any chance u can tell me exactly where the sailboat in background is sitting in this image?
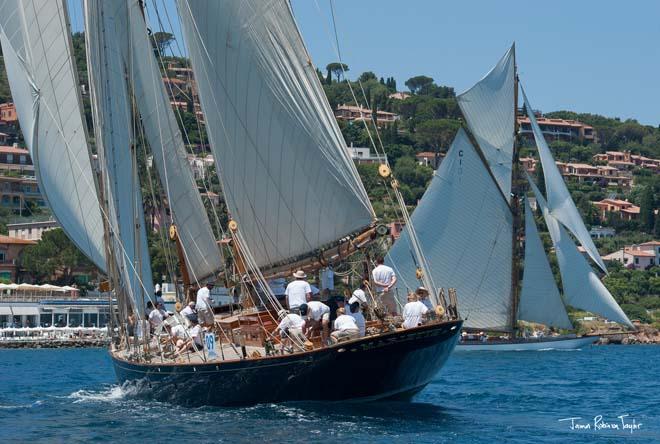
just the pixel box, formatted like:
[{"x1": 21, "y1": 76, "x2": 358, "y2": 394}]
[
  {"x1": 0, "y1": 0, "x2": 462, "y2": 405},
  {"x1": 388, "y1": 45, "x2": 633, "y2": 351}
]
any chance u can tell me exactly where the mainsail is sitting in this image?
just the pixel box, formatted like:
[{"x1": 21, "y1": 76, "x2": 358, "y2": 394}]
[
  {"x1": 530, "y1": 179, "x2": 632, "y2": 327},
  {"x1": 125, "y1": 1, "x2": 223, "y2": 281},
  {"x1": 518, "y1": 198, "x2": 573, "y2": 329},
  {"x1": 387, "y1": 129, "x2": 513, "y2": 330},
  {"x1": 521, "y1": 87, "x2": 607, "y2": 273},
  {"x1": 0, "y1": 0, "x2": 107, "y2": 271},
  {"x1": 85, "y1": 0, "x2": 153, "y2": 303},
  {"x1": 176, "y1": 0, "x2": 375, "y2": 269},
  {"x1": 457, "y1": 44, "x2": 516, "y2": 201}
]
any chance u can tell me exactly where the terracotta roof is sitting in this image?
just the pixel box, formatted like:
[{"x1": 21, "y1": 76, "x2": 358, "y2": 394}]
[
  {"x1": 640, "y1": 241, "x2": 660, "y2": 246},
  {"x1": 621, "y1": 207, "x2": 640, "y2": 214},
  {"x1": 0, "y1": 235, "x2": 36, "y2": 245},
  {"x1": 0, "y1": 146, "x2": 29, "y2": 154},
  {"x1": 624, "y1": 248, "x2": 656, "y2": 257}
]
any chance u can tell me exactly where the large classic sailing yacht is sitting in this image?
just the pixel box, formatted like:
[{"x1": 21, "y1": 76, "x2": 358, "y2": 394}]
[
  {"x1": 0, "y1": 0, "x2": 462, "y2": 405},
  {"x1": 387, "y1": 45, "x2": 632, "y2": 351}
]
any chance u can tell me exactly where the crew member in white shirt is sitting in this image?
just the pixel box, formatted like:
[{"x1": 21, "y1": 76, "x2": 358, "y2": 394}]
[
  {"x1": 402, "y1": 293, "x2": 429, "y2": 329},
  {"x1": 277, "y1": 308, "x2": 307, "y2": 353},
  {"x1": 285, "y1": 270, "x2": 312, "y2": 314},
  {"x1": 148, "y1": 302, "x2": 169, "y2": 333},
  {"x1": 347, "y1": 301, "x2": 366, "y2": 337},
  {"x1": 372, "y1": 257, "x2": 397, "y2": 315},
  {"x1": 349, "y1": 283, "x2": 368, "y2": 307},
  {"x1": 330, "y1": 307, "x2": 360, "y2": 343},
  {"x1": 305, "y1": 300, "x2": 331, "y2": 344},
  {"x1": 180, "y1": 301, "x2": 197, "y2": 327},
  {"x1": 196, "y1": 282, "x2": 215, "y2": 327}
]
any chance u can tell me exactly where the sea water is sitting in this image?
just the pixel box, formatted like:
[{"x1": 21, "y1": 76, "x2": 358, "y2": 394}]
[{"x1": 0, "y1": 346, "x2": 657, "y2": 443}]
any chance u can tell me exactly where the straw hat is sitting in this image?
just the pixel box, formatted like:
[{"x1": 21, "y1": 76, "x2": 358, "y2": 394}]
[
  {"x1": 174, "y1": 302, "x2": 182, "y2": 312},
  {"x1": 293, "y1": 270, "x2": 307, "y2": 279},
  {"x1": 415, "y1": 286, "x2": 429, "y2": 296}
]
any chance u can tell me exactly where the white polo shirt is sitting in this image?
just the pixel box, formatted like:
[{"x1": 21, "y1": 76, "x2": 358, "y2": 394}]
[
  {"x1": 372, "y1": 264, "x2": 395, "y2": 292},
  {"x1": 307, "y1": 301, "x2": 330, "y2": 321},
  {"x1": 196, "y1": 287, "x2": 213, "y2": 310},
  {"x1": 334, "y1": 314, "x2": 358, "y2": 331},
  {"x1": 278, "y1": 313, "x2": 306, "y2": 334},
  {"x1": 402, "y1": 301, "x2": 428, "y2": 329}
]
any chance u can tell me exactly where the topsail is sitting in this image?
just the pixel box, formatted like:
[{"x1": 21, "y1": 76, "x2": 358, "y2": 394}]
[
  {"x1": 176, "y1": 0, "x2": 375, "y2": 268},
  {"x1": 0, "y1": 0, "x2": 107, "y2": 271}
]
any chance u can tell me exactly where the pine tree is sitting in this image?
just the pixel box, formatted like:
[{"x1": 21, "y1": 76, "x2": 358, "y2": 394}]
[{"x1": 640, "y1": 185, "x2": 655, "y2": 232}]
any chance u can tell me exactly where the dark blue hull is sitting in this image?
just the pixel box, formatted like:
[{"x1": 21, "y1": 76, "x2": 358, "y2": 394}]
[{"x1": 111, "y1": 320, "x2": 462, "y2": 406}]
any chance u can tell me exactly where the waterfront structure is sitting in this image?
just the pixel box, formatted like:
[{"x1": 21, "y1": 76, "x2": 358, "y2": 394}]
[
  {"x1": 0, "y1": 235, "x2": 35, "y2": 281},
  {"x1": 0, "y1": 283, "x2": 111, "y2": 328},
  {"x1": 8, "y1": 220, "x2": 59, "y2": 240},
  {"x1": 347, "y1": 145, "x2": 387, "y2": 164},
  {"x1": 593, "y1": 198, "x2": 640, "y2": 221},
  {"x1": 518, "y1": 115, "x2": 597, "y2": 143}
]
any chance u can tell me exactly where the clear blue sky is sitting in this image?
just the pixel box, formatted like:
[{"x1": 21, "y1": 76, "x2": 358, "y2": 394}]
[{"x1": 69, "y1": 0, "x2": 660, "y2": 126}]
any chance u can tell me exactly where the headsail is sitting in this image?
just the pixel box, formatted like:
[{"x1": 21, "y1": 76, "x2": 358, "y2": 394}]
[
  {"x1": 457, "y1": 45, "x2": 516, "y2": 201},
  {"x1": 85, "y1": 0, "x2": 153, "y2": 304},
  {"x1": 518, "y1": 198, "x2": 573, "y2": 329},
  {"x1": 530, "y1": 178, "x2": 632, "y2": 327},
  {"x1": 176, "y1": 0, "x2": 375, "y2": 268},
  {"x1": 126, "y1": 1, "x2": 223, "y2": 281},
  {"x1": 387, "y1": 129, "x2": 513, "y2": 330},
  {"x1": 521, "y1": 87, "x2": 607, "y2": 272},
  {"x1": 0, "y1": 0, "x2": 107, "y2": 271}
]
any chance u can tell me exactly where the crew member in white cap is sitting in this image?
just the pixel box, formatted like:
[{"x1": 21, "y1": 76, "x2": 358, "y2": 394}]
[{"x1": 285, "y1": 270, "x2": 312, "y2": 314}]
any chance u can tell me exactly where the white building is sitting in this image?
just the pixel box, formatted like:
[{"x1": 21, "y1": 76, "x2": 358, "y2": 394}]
[
  {"x1": 602, "y1": 241, "x2": 659, "y2": 269},
  {"x1": 589, "y1": 226, "x2": 616, "y2": 239},
  {"x1": 347, "y1": 145, "x2": 387, "y2": 165},
  {"x1": 8, "y1": 220, "x2": 59, "y2": 241}
]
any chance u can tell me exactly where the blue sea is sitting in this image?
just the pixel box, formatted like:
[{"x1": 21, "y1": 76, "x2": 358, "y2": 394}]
[{"x1": 0, "y1": 346, "x2": 658, "y2": 443}]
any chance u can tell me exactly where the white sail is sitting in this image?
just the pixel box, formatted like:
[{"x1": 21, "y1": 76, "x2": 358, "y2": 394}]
[
  {"x1": 457, "y1": 45, "x2": 515, "y2": 201},
  {"x1": 521, "y1": 87, "x2": 607, "y2": 272},
  {"x1": 387, "y1": 129, "x2": 513, "y2": 330},
  {"x1": 125, "y1": 1, "x2": 222, "y2": 281},
  {"x1": 176, "y1": 0, "x2": 375, "y2": 268},
  {"x1": 518, "y1": 198, "x2": 573, "y2": 329},
  {"x1": 0, "y1": 0, "x2": 107, "y2": 271},
  {"x1": 85, "y1": 0, "x2": 153, "y2": 303},
  {"x1": 531, "y1": 179, "x2": 632, "y2": 328}
]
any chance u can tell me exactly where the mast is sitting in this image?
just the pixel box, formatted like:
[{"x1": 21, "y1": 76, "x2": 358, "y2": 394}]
[{"x1": 509, "y1": 45, "x2": 521, "y2": 333}]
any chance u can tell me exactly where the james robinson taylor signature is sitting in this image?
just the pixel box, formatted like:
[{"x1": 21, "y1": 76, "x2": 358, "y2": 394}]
[{"x1": 559, "y1": 414, "x2": 642, "y2": 434}]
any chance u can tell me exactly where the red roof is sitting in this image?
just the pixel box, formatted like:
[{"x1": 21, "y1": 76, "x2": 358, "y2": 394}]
[
  {"x1": 0, "y1": 235, "x2": 36, "y2": 245},
  {"x1": 0, "y1": 145, "x2": 29, "y2": 155}
]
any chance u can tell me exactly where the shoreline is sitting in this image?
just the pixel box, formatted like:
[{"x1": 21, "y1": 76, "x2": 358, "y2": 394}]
[{"x1": 0, "y1": 338, "x2": 110, "y2": 349}]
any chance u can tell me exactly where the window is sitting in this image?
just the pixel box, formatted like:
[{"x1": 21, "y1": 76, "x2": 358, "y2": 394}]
[
  {"x1": 634, "y1": 258, "x2": 639, "y2": 264},
  {"x1": 0, "y1": 251, "x2": 6, "y2": 262},
  {"x1": 6, "y1": 154, "x2": 12, "y2": 163},
  {"x1": 19, "y1": 155, "x2": 26, "y2": 164}
]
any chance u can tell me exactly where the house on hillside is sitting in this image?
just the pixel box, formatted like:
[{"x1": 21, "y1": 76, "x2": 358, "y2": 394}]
[
  {"x1": 603, "y1": 242, "x2": 660, "y2": 269},
  {"x1": 517, "y1": 115, "x2": 597, "y2": 144},
  {"x1": 0, "y1": 235, "x2": 36, "y2": 281},
  {"x1": 593, "y1": 198, "x2": 640, "y2": 221}
]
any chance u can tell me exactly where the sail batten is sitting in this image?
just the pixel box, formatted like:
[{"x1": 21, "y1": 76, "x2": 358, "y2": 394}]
[
  {"x1": 531, "y1": 179, "x2": 632, "y2": 327},
  {"x1": 457, "y1": 45, "x2": 516, "y2": 201},
  {"x1": 387, "y1": 129, "x2": 513, "y2": 330},
  {"x1": 0, "y1": 0, "x2": 107, "y2": 272},
  {"x1": 177, "y1": 0, "x2": 375, "y2": 268},
  {"x1": 521, "y1": 87, "x2": 607, "y2": 273},
  {"x1": 518, "y1": 198, "x2": 573, "y2": 329}
]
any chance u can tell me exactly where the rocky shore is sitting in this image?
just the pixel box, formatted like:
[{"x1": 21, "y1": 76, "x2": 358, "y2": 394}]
[
  {"x1": 595, "y1": 325, "x2": 660, "y2": 345},
  {"x1": 0, "y1": 338, "x2": 110, "y2": 349}
]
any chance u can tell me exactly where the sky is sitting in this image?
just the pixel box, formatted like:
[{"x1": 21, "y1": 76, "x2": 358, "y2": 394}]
[{"x1": 69, "y1": 0, "x2": 660, "y2": 126}]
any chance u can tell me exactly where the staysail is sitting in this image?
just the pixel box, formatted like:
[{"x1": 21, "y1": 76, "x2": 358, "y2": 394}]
[
  {"x1": 521, "y1": 87, "x2": 607, "y2": 272},
  {"x1": 0, "y1": 0, "x2": 107, "y2": 271},
  {"x1": 126, "y1": 1, "x2": 223, "y2": 282},
  {"x1": 531, "y1": 179, "x2": 632, "y2": 327},
  {"x1": 457, "y1": 45, "x2": 516, "y2": 201},
  {"x1": 518, "y1": 198, "x2": 573, "y2": 329},
  {"x1": 176, "y1": 0, "x2": 375, "y2": 269},
  {"x1": 85, "y1": 0, "x2": 153, "y2": 303},
  {"x1": 387, "y1": 129, "x2": 513, "y2": 330}
]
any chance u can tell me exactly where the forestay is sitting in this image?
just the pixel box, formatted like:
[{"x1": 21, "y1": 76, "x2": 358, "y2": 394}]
[
  {"x1": 176, "y1": 0, "x2": 375, "y2": 268},
  {"x1": 387, "y1": 129, "x2": 513, "y2": 330},
  {"x1": 0, "y1": 0, "x2": 107, "y2": 271},
  {"x1": 85, "y1": 0, "x2": 153, "y2": 304},
  {"x1": 125, "y1": 1, "x2": 222, "y2": 281},
  {"x1": 518, "y1": 198, "x2": 572, "y2": 329},
  {"x1": 521, "y1": 87, "x2": 607, "y2": 273},
  {"x1": 457, "y1": 45, "x2": 516, "y2": 202},
  {"x1": 532, "y1": 179, "x2": 632, "y2": 327}
]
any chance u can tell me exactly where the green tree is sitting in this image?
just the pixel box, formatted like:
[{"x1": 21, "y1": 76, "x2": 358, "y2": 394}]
[
  {"x1": 326, "y1": 62, "x2": 349, "y2": 83},
  {"x1": 151, "y1": 31, "x2": 175, "y2": 55},
  {"x1": 413, "y1": 119, "x2": 460, "y2": 151},
  {"x1": 405, "y1": 75, "x2": 434, "y2": 94},
  {"x1": 20, "y1": 229, "x2": 96, "y2": 283},
  {"x1": 358, "y1": 71, "x2": 377, "y2": 83},
  {"x1": 640, "y1": 185, "x2": 656, "y2": 232}
]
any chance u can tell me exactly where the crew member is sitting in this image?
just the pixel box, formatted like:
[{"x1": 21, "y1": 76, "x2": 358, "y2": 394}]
[
  {"x1": 284, "y1": 270, "x2": 312, "y2": 314},
  {"x1": 372, "y1": 257, "x2": 397, "y2": 315},
  {"x1": 180, "y1": 301, "x2": 197, "y2": 327},
  {"x1": 347, "y1": 301, "x2": 366, "y2": 337},
  {"x1": 402, "y1": 293, "x2": 428, "y2": 329},
  {"x1": 330, "y1": 307, "x2": 360, "y2": 343},
  {"x1": 196, "y1": 281, "x2": 215, "y2": 328},
  {"x1": 148, "y1": 302, "x2": 169, "y2": 332},
  {"x1": 277, "y1": 308, "x2": 307, "y2": 353},
  {"x1": 416, "y1": 287, "x2": 434, "y2": 311},
  {"x1": 305, "y1": 300, "x2": 331, "y2": 344}
]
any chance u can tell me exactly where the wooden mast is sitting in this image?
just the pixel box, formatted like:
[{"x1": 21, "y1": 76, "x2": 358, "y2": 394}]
[
  {"x1": 509, "y1": 43, "x2": 521, "y2": 334},
  {"x1": 169, "y1": 225, "x2": 193, "y2": 302}
]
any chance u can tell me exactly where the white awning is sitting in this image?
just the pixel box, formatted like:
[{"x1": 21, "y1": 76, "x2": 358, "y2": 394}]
[
  {"x1": 0, "y1": 306, "x2": 12, "y2": 315},
  {"x1": 7, "y1": 307, "x2": 40, "y2": 315}
]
